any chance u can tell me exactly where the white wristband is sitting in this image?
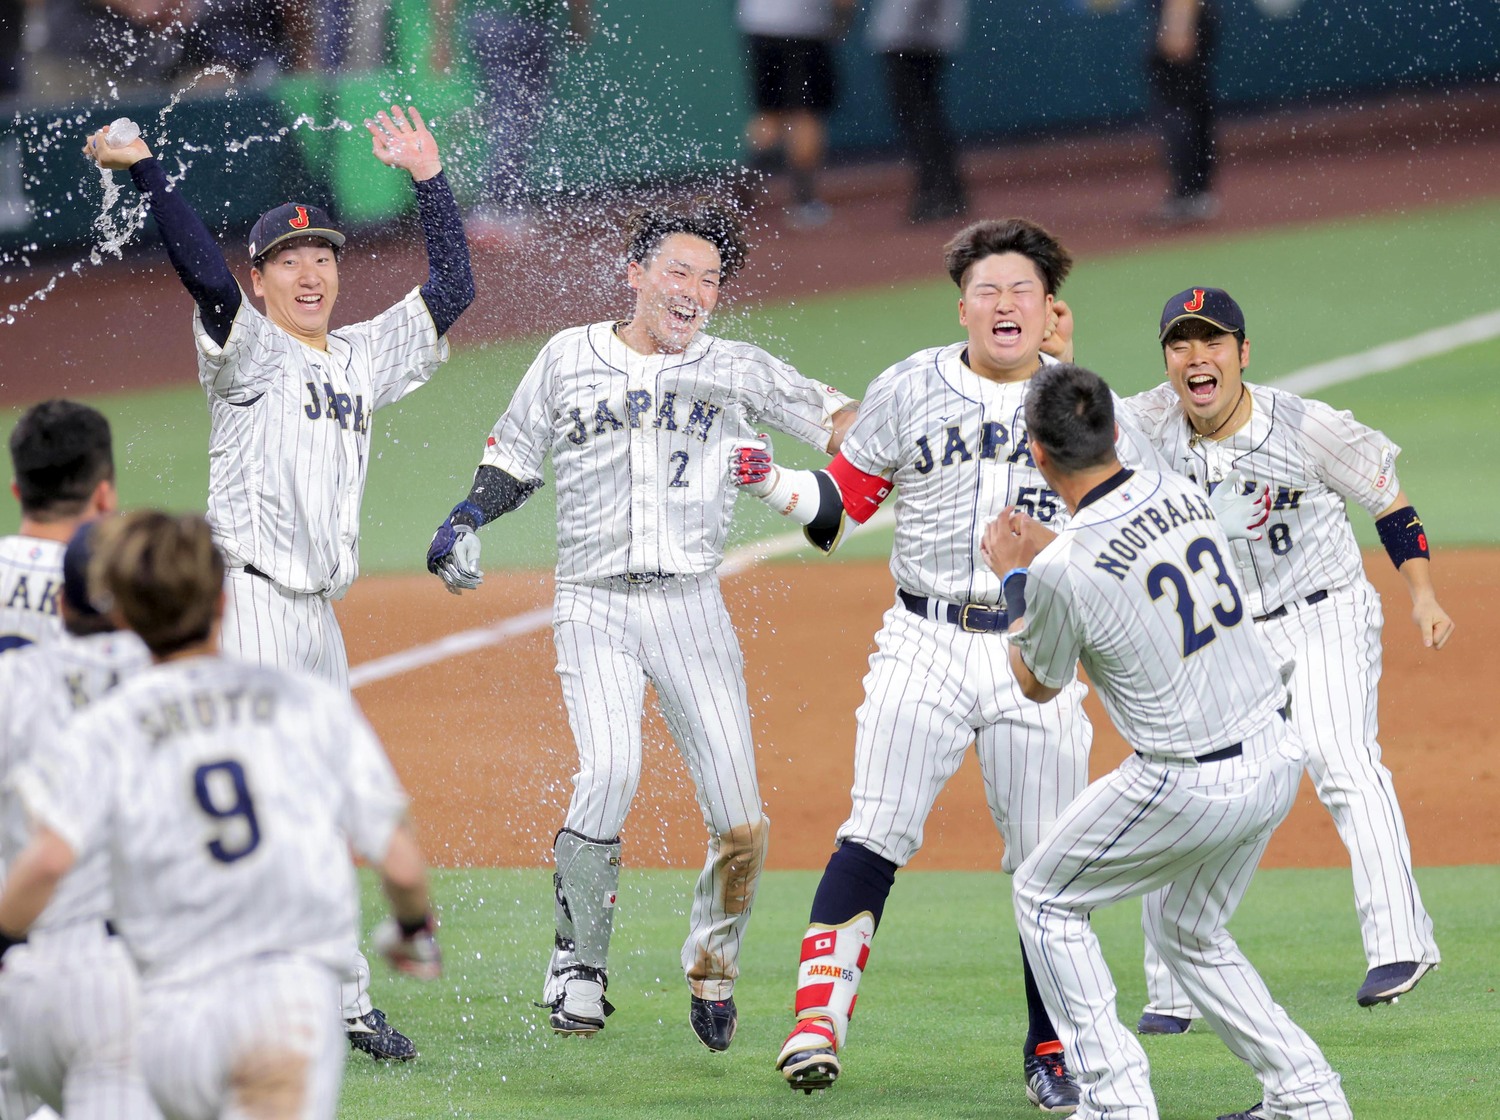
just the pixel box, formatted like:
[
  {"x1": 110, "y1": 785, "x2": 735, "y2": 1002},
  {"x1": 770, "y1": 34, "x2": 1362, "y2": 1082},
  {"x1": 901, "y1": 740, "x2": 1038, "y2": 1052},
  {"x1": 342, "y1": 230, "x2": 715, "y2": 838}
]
[{"x1": 754, "y1": 467, "x2": 822, "y2": 526}]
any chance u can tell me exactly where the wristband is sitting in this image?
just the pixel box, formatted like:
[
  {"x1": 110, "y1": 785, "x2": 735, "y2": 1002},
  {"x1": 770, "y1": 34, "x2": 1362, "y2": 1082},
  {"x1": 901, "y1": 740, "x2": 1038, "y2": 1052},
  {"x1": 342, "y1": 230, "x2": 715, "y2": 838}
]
[
  {"x1": 1374, "y1": 506, "x2": 1429, "y2": 569},
  {"x1": 1002, "y1": 568, "x2": 1029, "y2": 622},
  {"x1": 398, "y1": 912, "x2": 434, "y2": 938},
  {"x1": 449, "y1": 500, "x2": 485, "y2": 531}
]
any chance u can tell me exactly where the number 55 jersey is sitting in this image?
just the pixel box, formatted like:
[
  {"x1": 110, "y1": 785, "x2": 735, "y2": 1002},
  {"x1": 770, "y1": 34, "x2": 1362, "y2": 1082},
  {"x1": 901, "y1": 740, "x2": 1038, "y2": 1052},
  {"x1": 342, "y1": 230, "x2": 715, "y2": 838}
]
[{"x1": 15, "y1": 655, "x2": 409, "y2": 986}]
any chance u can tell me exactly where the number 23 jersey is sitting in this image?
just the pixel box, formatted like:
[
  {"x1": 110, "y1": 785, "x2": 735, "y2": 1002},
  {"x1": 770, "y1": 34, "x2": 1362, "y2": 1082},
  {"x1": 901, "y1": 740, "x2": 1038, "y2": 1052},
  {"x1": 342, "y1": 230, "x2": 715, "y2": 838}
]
[
  {"x1": 15, "y1": 655, "x2": 409, "y2": 986},
  {"x1": 1121, "y1": 382, "x2": 1402, "y2": 619}
]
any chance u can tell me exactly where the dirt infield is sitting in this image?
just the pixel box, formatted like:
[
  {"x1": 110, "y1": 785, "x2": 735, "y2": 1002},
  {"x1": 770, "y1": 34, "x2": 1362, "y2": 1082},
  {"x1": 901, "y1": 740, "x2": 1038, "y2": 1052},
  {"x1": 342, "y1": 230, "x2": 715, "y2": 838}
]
[{"x1": 341, "y1": 548, "x2": 1494, "y2": 871}]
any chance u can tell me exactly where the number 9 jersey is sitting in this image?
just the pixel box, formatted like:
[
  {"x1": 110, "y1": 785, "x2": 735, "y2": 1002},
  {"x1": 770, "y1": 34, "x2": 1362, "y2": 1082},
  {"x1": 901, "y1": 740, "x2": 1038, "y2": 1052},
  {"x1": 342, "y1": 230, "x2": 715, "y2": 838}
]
[{"x1": 14, "y1": 655, "x2": 409, "y2": 987}]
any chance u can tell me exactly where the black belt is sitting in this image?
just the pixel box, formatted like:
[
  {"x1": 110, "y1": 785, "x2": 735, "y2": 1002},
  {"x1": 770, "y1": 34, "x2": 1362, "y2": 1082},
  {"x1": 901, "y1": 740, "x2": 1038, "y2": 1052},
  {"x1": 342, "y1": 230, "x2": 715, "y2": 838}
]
[
  {"x1": 1254, "y1": 588, "x2": 1329, "y2": 623},
  {"x1": 621, "y1": 572, "x2": 677, "y2": 585},
  {"x1": 243, "y1": 563, "x2": 271, "y2": 581},
  {"x1": 898, "y1": 589, "x2": 1009, "y2": 634},
  {"x1": 1134, "y1": 704, "x2": 1288, "y2": 765}
]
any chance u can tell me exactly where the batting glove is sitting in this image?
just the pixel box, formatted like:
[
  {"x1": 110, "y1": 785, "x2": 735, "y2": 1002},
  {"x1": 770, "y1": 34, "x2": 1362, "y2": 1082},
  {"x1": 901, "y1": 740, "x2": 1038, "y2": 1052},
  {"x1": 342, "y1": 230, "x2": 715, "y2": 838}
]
[
  {"x1": 372, "y1": 914, "x2": 442, "y2": 980},
  {"x1": 427, "y1": 505, "x2": 485, "y2": 594},
  {"x1": 730, "y1": 436, "x2": 777, "y2": 497},
  {"x1": 1208, "y1": 469, "x2": 1271, "y2": 541}
]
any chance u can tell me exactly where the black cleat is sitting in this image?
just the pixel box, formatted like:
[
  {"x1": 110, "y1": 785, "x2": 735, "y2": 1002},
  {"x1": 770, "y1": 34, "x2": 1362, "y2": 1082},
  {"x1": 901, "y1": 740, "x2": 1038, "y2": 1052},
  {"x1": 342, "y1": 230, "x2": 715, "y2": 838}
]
[
  {"x1": 776, "y1": 1015, "x2": 840, "y2": 1094},
  {"x1": 1137, "y1": 1012, "x2": 1193, "y2": 1035},
  {"x1": 346, "y1": 1008, "x2": 417, "y2": 1061},
  {"x1": 1024, "y1": 1045, "x2": 1080, "y2": 1114},
  {"x1": 690, "y1": 995, "x2": 737, "y2": 1052},
  {"x1": 1357, "y1": 961, "x2": 1433, "y2": 1007},
  {"x1": 1216, "y1": 1104, "x2": 1267, "y2": 1120}
]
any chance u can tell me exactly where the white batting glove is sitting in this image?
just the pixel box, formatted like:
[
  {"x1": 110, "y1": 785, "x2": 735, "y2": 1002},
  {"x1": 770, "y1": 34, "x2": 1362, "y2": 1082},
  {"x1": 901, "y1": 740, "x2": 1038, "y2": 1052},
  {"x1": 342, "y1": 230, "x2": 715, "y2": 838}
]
[
  {"x1": 437, "y1": 524, "x2": 483, "y2": 594},
  {"x1": 1209, "y1": 469, "x2": 1271, "y2": 541},
  {"x1": 372, "y1": 914, "x2": 442, "y2": 980}
]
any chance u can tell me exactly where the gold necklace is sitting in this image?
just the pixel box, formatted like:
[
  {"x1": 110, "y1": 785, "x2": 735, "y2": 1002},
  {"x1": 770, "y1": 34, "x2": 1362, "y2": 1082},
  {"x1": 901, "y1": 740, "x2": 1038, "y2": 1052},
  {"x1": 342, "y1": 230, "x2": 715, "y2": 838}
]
[{"x1": 1189, "y1": 384, "x2": 1247, "y2": 447}]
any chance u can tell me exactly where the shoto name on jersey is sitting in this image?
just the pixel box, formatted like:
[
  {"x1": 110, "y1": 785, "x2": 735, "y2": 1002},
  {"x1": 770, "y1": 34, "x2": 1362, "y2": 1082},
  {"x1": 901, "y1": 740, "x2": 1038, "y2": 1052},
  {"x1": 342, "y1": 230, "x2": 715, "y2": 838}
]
[
  {"x1": 1093, "y1": 492, "x2": 1217, "y2": 579},
  {"x1": 563, "y1": 390, "x2": 721, "y2": 445},
  {"x1": 137, "y1": 688, "x2": 278, "y2": 747},
  {"x1": 913, "y1": 420, "x2": 1035, "y2": 474}
]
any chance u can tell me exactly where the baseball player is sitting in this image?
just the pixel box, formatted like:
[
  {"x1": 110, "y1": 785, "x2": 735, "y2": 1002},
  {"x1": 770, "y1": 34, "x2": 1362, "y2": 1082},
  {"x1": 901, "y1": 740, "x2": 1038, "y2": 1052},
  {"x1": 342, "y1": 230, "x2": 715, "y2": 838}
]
[
  {"x1": 0, "y1": 510, "x2": 443, "y2": 1120},
  {"x1": 2, "y1": 400, "x2": 116, "y2": 655},
  {"x1": 1117, "y1": 288, "x2": 1451, "y2": 1042},
  {"x1": 82, "y1": 103, "x2": 474, "y2": 1058},
  {"x1": 744, "y1": 220, "x2": 1270, "y2": 1108},
  {"x1": 0, "y1": 521, "x2": 156, "y2": 1120},
  {"x1": 987, "y1": 361, "x2": 1351, "y2": 1120},
  {"x1": 424, "y1": 199, "x2": 857, "y2": 1051}
]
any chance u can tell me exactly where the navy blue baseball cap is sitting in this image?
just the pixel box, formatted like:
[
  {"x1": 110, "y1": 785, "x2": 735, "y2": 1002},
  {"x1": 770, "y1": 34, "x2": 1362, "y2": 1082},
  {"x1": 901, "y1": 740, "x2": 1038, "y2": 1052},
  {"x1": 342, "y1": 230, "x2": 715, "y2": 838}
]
[
  {"x1": 1159, "y1": 287, "x2": 1246, "y2": 342},
  {"x1": 247, "y1": 203, "x2": 345, "y2": 264},
  {"x1": 62, "y1": 519, "x2": 102, "y2": 618}
]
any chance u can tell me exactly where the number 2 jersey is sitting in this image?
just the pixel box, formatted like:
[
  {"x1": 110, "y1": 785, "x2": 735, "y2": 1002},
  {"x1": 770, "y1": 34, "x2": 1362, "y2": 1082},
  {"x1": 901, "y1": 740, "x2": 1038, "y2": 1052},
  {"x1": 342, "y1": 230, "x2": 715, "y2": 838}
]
[
  {"x1": 1121, "y1": 382, "x2": 1402, "y2": 618},
  {"x1": 1012, "y1": 469, "x2": 1285, "y2": 759},
  {"x1": 15, "y1": 655, "x2": 409, "y2": 986},
  {"x1": 839, "y1": 344, "x2": 1168, "y2": 605},
  {"x1": 481, "y1": 321, "x2": 853, "y2": 582}
]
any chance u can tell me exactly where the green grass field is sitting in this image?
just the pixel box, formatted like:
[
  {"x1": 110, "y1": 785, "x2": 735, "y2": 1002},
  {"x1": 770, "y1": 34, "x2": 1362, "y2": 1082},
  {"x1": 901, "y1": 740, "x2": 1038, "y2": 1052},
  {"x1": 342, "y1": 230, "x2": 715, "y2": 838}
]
[{"x1": 344, "y1": 865, "x2": 1500, "y2": 1117}]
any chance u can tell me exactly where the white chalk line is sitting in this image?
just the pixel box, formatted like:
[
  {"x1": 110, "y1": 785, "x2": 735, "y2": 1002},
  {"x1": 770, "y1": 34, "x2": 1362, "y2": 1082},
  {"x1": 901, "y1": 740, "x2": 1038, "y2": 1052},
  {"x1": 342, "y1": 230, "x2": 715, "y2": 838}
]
[{"x1": 349, "y1": 309, "x2": 1500, "y2": 690}]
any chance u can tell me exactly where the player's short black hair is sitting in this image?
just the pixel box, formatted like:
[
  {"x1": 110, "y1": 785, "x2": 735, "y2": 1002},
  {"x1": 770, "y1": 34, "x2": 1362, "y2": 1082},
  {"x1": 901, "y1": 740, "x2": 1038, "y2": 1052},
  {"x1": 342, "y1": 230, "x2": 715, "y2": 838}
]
[
  {"x1": 624, "y1": 198, "x2": 748, "y2": 283},
  {"x1": 1025, "y1": 363, "x2": 1117, "y2": 473},
  {"x1": 8, "y1": 399, "x2": 115, "y2": 519},
  {"x1": 943, "y1": 218, "x2": 1073, "y2": 295}
]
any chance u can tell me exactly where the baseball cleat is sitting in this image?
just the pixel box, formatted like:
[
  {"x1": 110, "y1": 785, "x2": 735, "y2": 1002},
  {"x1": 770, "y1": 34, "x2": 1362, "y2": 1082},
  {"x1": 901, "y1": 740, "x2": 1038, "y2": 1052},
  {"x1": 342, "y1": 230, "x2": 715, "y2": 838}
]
[
  {"x1": 1024, "y1": 1042, "x2": 1080, "y2": 1114},
  {"x1": 346, "y1": 1008, "x2": 417, "y2": 1061},
  {"x1": 1356, "y1": 960, "x2": 1434, "y2": 1007},
  {"x1": 1137, "y1": 1012, "x2": 1193, "y2": 1035},
  {"x1": 1216, "y1": 1104, "x2": 1267, "y2": 1120},
  {"x1": 776, "y1": 1015, "x2": 840, "y2": 1094},
  {"x1": 689, "y1": 995, "x2": 737, "y2": 1052},
  {"x1": 549, "y1": 972, "x2": 614, "y2": 1037}
]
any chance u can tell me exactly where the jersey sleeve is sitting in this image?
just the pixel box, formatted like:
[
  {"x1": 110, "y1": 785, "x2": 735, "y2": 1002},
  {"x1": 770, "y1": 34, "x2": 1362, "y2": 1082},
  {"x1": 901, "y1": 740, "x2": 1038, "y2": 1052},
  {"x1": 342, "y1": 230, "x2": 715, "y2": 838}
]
[
  {"x1": 735, "y1": 345, "x2": 854, "y2": 453},
  {"x1": 194, "y1": 290, "x2": 282, "y2": 403},
  {"x1": 478, "y1": 342, "x2": 556, "y2": 485},
  {"x1": 1007, "y1": 548, "x2": 1084, "y2": 690},
  {"x1": 351, "y1": 287, "x2": 452, "y2": 411},
  {"x1": 12, "y1": 710, "x2": 115, "y2": 861},
  {"x1": 334, "y1": 700, "x2": 410, "y2": 866},
  {"x1": 1299, "y1": 397, "x2": 1403, "y2": 517},
  {"x1": 836, "y1": 368, "x2": 904, "y2": 479},
  {"x1": 1113, "y1": 395, "x2": 1174, "y2": 472}
]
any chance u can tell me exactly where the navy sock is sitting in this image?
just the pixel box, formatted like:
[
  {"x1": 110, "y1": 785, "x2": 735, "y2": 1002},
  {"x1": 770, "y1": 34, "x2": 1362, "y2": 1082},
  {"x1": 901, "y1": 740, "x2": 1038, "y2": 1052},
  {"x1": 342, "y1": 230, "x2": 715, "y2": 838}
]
[
  {"x1": 1021, "y1": 936, "x2": 1060, "y2": 1056},
  {"x1": 807, "y1": 842, "x2": 898, "y2": 930}
]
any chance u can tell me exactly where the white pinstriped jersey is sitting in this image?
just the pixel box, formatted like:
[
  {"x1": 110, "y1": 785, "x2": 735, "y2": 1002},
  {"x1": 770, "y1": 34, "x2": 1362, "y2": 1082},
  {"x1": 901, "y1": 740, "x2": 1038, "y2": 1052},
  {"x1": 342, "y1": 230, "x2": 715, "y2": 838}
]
[
  {"x1": 481, "y1": 321, "x2": 853, "y2": 581},
  {"x1": 16, "y1": 655, "x2": 408, "y2": 985},
  {"x1": 1122, "y1": 382, "x2": 1401, "y2": 618},
  {"x1": 839, "y1": 346, "x2": 1168, "y2": 604},
  {"x1": 195, "y1": 286, "x2": 449, "y2": 598},
  {"x1": 1013, "y1": 469, "x2": 1284, "y2": 758},
  {"x1": 0, "y1": 632, "x2": 150, "y2": 930},
  {"x1": 0, "y1": 536, "x2": 65, "y2": 654}
]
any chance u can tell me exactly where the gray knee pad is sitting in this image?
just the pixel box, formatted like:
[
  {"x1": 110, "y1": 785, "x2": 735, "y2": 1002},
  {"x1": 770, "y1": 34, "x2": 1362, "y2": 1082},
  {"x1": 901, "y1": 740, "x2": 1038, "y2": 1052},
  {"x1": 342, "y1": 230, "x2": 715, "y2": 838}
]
[{"x1": 552, "y1": 828, "x2": 622, "y2": 977}]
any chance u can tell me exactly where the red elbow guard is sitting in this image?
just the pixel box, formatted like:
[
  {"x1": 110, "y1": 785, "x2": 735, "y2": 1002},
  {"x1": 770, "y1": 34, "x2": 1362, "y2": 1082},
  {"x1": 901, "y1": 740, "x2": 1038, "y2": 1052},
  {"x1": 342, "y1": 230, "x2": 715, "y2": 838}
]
[{"x1": 826, "y1": 453, "x2": 893, "y2": 524}]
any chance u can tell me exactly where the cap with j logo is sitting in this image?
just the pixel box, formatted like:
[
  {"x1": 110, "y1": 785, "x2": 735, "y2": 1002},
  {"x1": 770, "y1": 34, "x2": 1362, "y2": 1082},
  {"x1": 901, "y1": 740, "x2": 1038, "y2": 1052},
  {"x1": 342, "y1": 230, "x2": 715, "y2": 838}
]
[
  {"x1": 1158, "y1": 287, "x2": 1246, "y2": 342},
  {"x1": 247, "y1": 203, "x2": 345, "y2": 265}
]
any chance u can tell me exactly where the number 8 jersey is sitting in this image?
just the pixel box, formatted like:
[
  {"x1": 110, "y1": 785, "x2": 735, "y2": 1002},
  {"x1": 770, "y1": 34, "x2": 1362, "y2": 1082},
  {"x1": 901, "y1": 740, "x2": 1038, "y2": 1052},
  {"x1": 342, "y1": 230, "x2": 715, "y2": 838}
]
[
  {"x1": 15, "y1": 655, "x2": 409, "y2": 986},
  {"x1": 1122, "y1": 382, "x2": 1402, "y2": 619}
]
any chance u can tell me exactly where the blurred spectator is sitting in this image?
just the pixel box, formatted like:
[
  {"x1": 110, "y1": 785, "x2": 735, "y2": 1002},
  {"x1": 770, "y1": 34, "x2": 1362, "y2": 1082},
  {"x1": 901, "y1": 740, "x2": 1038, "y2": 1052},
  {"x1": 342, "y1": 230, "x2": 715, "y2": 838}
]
[
  {"x1": 2, "y1": 0, "x2": 25, "y2": 97},
  {"x1": 430, "y1": 0, "x2": 591, "y2": 249},
  {"x1": 27, "y1": 0, "x2": 293, "y2": 102},
  {"x1": 737, "y1": 0, "x2": 855, "y2": 229},
  {"x1": 1148, "y1": 0, "x2": 1219, "y2": 222},
  {"x1": 869, "y1": 0, "x2": 967, "y2": 224}
]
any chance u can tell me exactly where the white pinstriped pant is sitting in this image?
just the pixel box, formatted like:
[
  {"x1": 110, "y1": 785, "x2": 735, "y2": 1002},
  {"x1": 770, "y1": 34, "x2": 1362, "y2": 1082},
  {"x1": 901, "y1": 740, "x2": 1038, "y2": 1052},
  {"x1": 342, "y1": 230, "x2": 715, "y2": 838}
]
[
  {"x1": 1145, "y1": 580, "x2": 1439, "y2": 1016},
  {"x1": 839, "y1": 599, "x2": 1092, "y2": 871},
  {"x1": 553, "y1": 574, "x2": 766, "y2": 998},
  {"x1": 0, "y1": 922, "x2": 157, "y2": 1119},
  {"x1": 1018, "y1": 720, "x2": 1351, "y2": 1120},
  {"x1": 140, "y1": 956, "x2": 344, "y2": 1120},
  {"x1": 220, "y1": 568, "x2": 349, "y2": 692}
]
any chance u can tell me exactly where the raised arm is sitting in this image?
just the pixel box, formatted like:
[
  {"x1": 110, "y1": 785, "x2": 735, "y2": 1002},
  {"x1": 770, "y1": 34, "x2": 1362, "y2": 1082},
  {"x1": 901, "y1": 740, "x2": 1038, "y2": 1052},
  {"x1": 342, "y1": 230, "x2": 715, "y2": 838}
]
[
  {"x1": 365, "y1": 106, "x2": 475, "y2": 336},
  {"x1": 83, "y1": 127, "x2": 241, "y2": 346}
]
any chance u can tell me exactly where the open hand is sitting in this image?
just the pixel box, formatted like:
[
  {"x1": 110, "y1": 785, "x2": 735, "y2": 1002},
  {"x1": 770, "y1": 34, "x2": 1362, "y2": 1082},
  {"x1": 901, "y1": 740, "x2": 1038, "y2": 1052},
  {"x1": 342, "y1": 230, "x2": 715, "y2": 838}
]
[{"x1": 367, "y1": 106, "x2": 442, "y2": 181}]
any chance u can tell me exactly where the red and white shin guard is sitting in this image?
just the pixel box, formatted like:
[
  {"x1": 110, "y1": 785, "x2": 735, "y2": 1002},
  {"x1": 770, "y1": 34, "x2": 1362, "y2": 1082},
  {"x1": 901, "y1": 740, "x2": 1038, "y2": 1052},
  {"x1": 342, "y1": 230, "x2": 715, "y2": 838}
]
[{"x1": 777, "y1": 911, "x2": 875, "y2": 1079}]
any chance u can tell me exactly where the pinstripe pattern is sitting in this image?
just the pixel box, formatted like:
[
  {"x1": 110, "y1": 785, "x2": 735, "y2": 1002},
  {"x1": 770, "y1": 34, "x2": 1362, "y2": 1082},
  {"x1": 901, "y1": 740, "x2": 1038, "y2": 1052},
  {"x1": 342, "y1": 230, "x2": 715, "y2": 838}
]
[
  {"x1": 0, "y1": 536, "x2": 66, "y2": 653},
  {"x1": 1011, "y1": 469, "x2": 1350, "y2": 1120},
  {"x1": 1122, "y1": 383, "x2": 1438, "y2": 1019},
  {"x1": 0, "y1": 633, "x2": 155, "y2": 1118},
  {"x1": 220, "y1": 568, "x2": 349, "y2": 691}
]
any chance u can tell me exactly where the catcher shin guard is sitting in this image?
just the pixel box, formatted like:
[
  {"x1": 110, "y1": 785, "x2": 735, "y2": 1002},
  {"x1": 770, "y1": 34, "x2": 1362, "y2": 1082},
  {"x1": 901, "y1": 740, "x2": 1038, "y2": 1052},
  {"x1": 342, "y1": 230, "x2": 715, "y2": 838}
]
[{"x1": 545, "y1": 829, "x2": 621, "y2": 1033}]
